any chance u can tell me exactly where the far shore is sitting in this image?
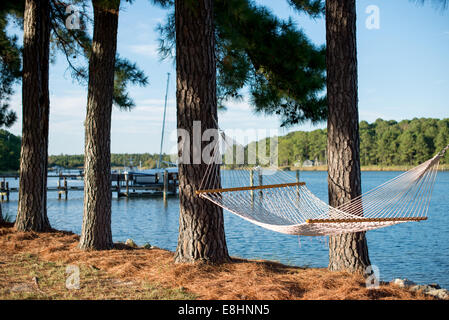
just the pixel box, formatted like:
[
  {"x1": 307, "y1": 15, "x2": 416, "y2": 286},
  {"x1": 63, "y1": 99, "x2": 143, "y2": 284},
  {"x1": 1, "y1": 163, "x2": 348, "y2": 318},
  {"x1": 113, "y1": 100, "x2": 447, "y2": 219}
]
[
  {"x1": 220, "y1": 163, "x2": 449, "y2": 172},
  {"x1": 280, "y1": 164, "x2": 449, "y2": 172},
  {"x1": 0, "y1": 164, "x2": 447, "y2": 176}
]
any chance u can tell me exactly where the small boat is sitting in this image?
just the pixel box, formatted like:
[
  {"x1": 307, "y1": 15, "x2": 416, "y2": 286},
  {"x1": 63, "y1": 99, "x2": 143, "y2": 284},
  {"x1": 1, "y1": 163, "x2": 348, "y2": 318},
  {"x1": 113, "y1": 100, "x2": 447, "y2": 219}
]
[
  {"x1": 123, "y1": 73, "x2": 178, "y2": 189},
  {"x1": 127, "y1": 166, "x2": 178, "y2": 186}
]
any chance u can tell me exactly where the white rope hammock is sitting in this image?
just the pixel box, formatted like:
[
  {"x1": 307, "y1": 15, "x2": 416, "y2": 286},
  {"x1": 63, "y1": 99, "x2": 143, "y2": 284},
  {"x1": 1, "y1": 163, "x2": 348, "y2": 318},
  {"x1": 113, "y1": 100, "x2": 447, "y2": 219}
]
[{"x1": 197, "y1": 131, "x2": 448, "y2": 236}]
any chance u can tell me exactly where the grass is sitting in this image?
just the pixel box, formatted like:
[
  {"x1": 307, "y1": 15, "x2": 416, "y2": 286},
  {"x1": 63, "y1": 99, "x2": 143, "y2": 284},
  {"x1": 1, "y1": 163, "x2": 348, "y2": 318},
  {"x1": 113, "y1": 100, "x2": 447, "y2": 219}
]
[
  {"x1": 0, "y1": 223, "x2": 195, "y2": 300},
  {"x1": 0, "y1": 223, "x2": 437, "y2": 300},
  {"x1": 0, "y1": 252, "x2": 195, "y2": 300}
]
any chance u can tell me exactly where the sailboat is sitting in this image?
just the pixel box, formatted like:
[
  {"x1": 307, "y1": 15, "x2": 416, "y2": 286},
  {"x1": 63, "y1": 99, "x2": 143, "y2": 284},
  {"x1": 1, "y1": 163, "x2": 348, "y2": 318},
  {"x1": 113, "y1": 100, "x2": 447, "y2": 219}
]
[{"x1": 124, "y1": 73, "x2": 179, "y2": 188}]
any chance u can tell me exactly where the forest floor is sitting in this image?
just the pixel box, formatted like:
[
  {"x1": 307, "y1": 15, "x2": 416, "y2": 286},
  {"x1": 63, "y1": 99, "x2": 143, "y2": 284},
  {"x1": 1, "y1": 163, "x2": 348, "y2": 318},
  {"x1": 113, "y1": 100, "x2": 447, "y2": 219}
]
[{"x1": 0, "y1": 222, "x2": 435, "y2": 300}]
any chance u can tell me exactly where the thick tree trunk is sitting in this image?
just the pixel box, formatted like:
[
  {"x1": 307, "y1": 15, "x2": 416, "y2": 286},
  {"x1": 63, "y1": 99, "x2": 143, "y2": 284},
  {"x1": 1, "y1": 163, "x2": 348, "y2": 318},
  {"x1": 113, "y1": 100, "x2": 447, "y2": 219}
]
[
  {"x1": 15, "y1": 0, "x2": 51, "y2": 232},
  {"x1": 41, "y1": 0, "x2": 50, "y2": 226},
  {"x1": 326, "y1": 0, "x2": 371, "y2": 273},
  {"x1": 174, "y1": 0, "x2": 230, "y2": 263},
  {"x1": 78, "y1": 0, "x2": 120, "y2": 250}
]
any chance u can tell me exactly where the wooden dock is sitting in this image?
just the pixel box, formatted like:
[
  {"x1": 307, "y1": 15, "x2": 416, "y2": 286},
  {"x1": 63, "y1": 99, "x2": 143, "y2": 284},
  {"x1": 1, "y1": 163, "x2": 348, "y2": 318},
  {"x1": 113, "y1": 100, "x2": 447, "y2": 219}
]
[{"x1": 0, "y1": 171, "x2": 178, "y2": 201}]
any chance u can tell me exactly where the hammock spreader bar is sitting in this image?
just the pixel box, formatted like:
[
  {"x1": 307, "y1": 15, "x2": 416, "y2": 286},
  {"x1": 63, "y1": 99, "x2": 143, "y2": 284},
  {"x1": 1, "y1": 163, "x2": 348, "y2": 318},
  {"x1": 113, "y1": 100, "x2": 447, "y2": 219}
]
[{"x1": 305, "y1": 217, "x2": 428, "y2": 224}]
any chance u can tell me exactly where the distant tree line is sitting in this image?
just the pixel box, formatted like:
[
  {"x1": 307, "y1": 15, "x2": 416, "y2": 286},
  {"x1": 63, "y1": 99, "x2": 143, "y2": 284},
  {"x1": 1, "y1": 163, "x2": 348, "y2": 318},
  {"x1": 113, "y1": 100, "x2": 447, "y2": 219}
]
[
  {"x1": 2, "y1": 117, "x2": 448, "y2": 172},
  {"x1": 0, "y1": 129, "x2": 174, "y2": 171},
  {"x1": 47, "y1": 153, "x2": 174, "y2": 169},
  {"x1": 276, "y1": 118, "x2": 449, "y2": 167},
  {"x1": 2, "y1": 117, "x2": 448, "y2": 171},
  {"x1": 0, "y1": 129, "x2": 21, "y2": 171}
]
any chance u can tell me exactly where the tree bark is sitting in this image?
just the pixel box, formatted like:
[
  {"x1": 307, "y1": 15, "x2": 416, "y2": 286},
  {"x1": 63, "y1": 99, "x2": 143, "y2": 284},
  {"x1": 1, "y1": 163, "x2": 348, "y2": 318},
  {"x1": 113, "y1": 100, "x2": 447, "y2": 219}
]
[
  {"x1": 174, "y1": 0, "x2": 230, "y2": 263},
  {"x1": 78, "y1": 0, "x2": 120, "y2": 250},
  {"x1": 326, "y1": 0, "x2": 371, "y2": 273},
  {"x1": 15, "y1": 0, "x2": 51, "y2": 232}
]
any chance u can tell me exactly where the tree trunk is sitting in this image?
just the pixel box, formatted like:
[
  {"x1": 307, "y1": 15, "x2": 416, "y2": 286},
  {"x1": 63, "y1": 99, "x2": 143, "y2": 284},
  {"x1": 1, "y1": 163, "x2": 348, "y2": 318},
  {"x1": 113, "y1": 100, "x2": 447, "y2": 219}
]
[
  {"x1": 78, "y1": 0, "x2": 120, "y2": 250},
  {"x1": 41, "y1": 0, "x2": 50, "y2": 227},
  {"x1": 326, "y1": 0, "x2": 371, "y2": 273},
  {"x1": 174, "y1": 0, "x2": 230, "y2": 263},
  {"x1": 15, "y1": 0, "x2": 51, "y2": 232}
]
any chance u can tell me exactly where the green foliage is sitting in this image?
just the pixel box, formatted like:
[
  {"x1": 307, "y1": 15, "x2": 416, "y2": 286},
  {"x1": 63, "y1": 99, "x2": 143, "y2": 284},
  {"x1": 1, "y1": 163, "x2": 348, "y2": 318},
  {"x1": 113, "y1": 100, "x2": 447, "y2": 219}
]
[
  {"x1": 50, "y1": 0, "x2": 149, "y2": 110},
  {"x1": 276, "y1": 128, "x2": 327, "y2": 167},
  {"x1": 0, "y1": 129, "x2": 21, "y2": 171},
  {"x1": 156, "y1": 0, "x2": 327, "y2": 126},
  {"x1": 287, "y1": 0, "x2": 324, "y2": 17},
  {"x1": 113, "y1": 56, "x2": 148, "y2": 110},
  {"x1": 273, "y1": 118, "x2": 449, "y2": 167},
  {"x1": 411, "y1": 0, "x2": 448, "y2": 11},
  {"x1": 0, "y1": 1, "x2": 22, "y2": 128},
  {"x1": 1, "y1": 0, "x2": 147, "y2": 112},
  {"x1": 13, "y1": 0, "x2": 148, "y2": 110},
  {"x1": 216, "y1": 0, "x2": 327, "y2": 126},
  {"x1": 49, "y1": 0, "x2": 91, "y2": 81}
]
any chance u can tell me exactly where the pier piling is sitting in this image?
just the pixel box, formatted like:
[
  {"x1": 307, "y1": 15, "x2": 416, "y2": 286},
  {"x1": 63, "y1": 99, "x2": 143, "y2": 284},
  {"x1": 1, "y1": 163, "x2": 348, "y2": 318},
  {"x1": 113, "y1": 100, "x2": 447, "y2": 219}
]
[{"x1": 0, "y1": 172, "x2": 178, "y2": 201}]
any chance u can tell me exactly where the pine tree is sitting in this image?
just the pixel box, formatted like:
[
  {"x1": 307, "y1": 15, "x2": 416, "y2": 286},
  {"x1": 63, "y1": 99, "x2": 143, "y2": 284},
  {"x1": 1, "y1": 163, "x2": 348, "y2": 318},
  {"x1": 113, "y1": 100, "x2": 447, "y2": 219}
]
[
  {"x1": 156, "y1": 0, "x2": 326, "y2": 126},
  {"x1": 398, "y1": 131, "x2": 416, "y2": 165},
  {"x1": 359, "y1": 121, "x2": 375, "y2": 166},
  {"x1": 174, "y1": 0, "x2": 230, "y2": 263},
  {"x1": 49, "y1": 0, "x2": 148, "y2": 110},
  {"x1": 325, "y1": 0, "x2": 370, "y2": 273},
  {"x1": 15, "y1": 0, "x2": 51, "y2": 232},
  {"x1": 415, "y1": 134, "x2": 432, "y2": 164},
  {"x1": 10, "y1": 0, "x2": 146, "y2": 236},
  {"x1": 78, "y1": 0, "x2": 121, "y2": 250},
  {"x1": 435, "y1": 129, "x2": 449, "y2": 164}
]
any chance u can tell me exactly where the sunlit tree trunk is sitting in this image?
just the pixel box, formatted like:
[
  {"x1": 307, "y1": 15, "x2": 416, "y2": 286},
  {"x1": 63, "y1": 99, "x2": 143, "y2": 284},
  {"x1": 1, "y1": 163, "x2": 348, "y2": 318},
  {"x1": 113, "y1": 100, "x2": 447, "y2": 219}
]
[
  {"x1": 15, "y1": 0, "x2": 51, "y2": 232},
  {"x1": 326, "y1": 0, "x2": 371, "y2": 273},
  {"x1": 174, "y1": 0, "x2": 230, "y2": 263},
  {"x1": 79, "y1": 0, "x2": 120, "y2": 250}
]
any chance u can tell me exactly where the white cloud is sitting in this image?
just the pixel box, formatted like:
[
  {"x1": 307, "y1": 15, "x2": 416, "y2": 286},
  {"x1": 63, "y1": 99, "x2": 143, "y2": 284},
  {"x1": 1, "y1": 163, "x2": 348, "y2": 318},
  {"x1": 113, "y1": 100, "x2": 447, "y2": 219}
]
[
  {"x1": 129, "y1": 44, "x2": 159, "y2": 58},
  {"x1": 137, "y1": 98, "x2": 176, "y2": 108},
  {"x1": 50, "y1": 93, "x2": 87, "y2": 117},
  {"x1": 222, "y1": 99, "x2": 251, "y2": 112}
]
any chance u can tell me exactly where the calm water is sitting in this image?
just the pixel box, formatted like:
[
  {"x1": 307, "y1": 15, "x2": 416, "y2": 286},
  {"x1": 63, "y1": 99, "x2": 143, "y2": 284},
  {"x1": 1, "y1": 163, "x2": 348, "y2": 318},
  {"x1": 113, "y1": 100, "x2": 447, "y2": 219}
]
[{"x1": 2, "y1": 171, "x2": 449, "y2": 288}]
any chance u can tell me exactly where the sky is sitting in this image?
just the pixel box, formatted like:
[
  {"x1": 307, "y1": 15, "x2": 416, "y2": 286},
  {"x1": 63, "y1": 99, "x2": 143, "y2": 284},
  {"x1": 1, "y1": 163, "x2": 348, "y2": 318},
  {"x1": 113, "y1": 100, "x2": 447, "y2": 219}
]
[{"x1": 4, "y1": 0, "x2": 449, "y2": 155}]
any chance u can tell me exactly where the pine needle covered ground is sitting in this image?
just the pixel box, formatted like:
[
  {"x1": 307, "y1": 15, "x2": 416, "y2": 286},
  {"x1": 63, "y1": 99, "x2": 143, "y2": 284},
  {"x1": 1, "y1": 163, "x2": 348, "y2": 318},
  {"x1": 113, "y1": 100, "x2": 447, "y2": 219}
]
[{"x1": 0, "y1": 223, "x2": 434, "y2": 300}]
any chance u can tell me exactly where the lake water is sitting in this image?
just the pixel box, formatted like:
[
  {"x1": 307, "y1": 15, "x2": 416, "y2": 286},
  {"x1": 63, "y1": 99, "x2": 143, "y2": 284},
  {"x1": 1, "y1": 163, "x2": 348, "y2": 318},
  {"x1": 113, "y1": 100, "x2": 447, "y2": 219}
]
[{"x1": 2, "y1": 171, "x2": 448, "y2": 288}]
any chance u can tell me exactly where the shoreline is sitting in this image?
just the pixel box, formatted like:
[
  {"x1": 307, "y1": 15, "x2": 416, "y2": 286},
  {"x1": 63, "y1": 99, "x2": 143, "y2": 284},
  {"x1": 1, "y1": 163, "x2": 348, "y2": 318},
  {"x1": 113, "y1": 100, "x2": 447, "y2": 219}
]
[
  {"x1": 280, "y1": 164, "x2": 449, "y2": 172},
  {"x1": 1, "y1": 164, "x2": 447, "y2": 176}
]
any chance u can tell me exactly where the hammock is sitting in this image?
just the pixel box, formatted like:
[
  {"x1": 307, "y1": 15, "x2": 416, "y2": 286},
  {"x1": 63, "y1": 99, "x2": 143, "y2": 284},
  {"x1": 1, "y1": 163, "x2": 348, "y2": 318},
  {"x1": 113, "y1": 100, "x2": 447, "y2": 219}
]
[{"x1": 196, "y1": 131, "x2": 448, "y2": 236}]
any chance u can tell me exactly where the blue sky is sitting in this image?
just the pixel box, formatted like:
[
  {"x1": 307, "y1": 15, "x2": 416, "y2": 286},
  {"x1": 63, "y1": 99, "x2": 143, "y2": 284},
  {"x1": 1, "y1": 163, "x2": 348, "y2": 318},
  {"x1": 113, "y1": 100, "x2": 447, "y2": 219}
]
[{"x1": 5, "y1": 0, "x2": 449, "y2": 155}]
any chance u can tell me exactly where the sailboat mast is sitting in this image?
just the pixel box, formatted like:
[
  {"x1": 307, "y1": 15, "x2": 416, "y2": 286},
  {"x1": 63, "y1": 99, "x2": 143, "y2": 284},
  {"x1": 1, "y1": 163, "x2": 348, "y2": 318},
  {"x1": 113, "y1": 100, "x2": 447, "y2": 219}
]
[{"x1": 158, "y1": 73, "x2": 170, "y2": 169}]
